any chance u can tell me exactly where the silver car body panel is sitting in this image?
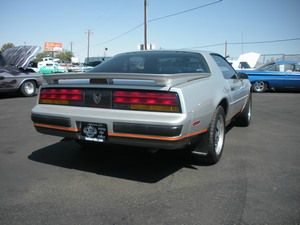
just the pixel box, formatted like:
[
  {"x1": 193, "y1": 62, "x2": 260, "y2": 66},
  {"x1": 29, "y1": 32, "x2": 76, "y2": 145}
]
[
  {"x1": 0, "y1": 71, "x2": 43, "y2": 92},
  {"x1": 32, "y1": 51, "x2": 251, "y2": 149}
]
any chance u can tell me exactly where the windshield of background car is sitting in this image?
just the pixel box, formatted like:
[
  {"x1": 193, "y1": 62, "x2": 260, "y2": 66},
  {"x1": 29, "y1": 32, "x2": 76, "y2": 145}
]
[
  {"x1": 295, "y1": 64, "x2": 300, "y2": 72},
  {"x1": 90, "y1": 52, "x2": 210, "y2": 74},
  {"x1": 239, "y1": 62, "x2": 250, "y2": 69},
  {"x1": 256, "y1": 62, "x2": 279, "y2": 71}
]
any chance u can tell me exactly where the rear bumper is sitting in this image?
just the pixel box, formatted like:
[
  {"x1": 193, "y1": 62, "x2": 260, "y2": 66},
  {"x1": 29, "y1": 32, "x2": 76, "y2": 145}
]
[
  {"x1": 113, "y1": 122, "x2": 182, "y2": 137},
  {"x1": 32, "y1": 112, "x2": 207, "y2": 150},
  {"x1": 34, "y1": 126, "x2": 190, "y2": 150}
]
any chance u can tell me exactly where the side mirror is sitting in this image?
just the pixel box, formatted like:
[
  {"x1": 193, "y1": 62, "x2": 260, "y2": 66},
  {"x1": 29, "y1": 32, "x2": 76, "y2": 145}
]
[{"x1": 237, "y1": 72, "x2": 248, "y2": 79}]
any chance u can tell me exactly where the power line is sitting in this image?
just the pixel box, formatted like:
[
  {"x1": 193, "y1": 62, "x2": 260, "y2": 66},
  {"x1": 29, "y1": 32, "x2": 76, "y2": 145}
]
[
  {"x1": 96, "y1": 23, "x2": 144, "y2": 46},
  {"x1": 148, "y1": 0, "x2": 222, "y2": 23},
  {"x1": 182, "y1": 37, "x2": 300, "y2": 50},
  {"x1": 228, "y1": 37, "x2": 300, "y2": 45},
  {"x1": 179, "y1": 42, "x2": 224, "y2": 50},
  {"x1": 94, "y1": 0, "x2": 223, "y2": 46}
]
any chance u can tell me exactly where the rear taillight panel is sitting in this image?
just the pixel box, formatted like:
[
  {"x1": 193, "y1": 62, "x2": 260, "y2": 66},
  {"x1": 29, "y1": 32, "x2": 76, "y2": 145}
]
[
  {"x1": 39, "y1": 88, "x2": 181, "y2": 113},
  {"x1": 39, "y1": 88, "x2": 84, "y2": 106},
  {"x1": 113, "y1": 90, "x2": 181, "y2": 113}
]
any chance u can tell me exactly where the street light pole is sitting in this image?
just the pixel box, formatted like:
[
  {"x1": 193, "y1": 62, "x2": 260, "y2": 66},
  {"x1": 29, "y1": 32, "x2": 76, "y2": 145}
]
[{"x1": 144, "y1": 0, "x2": 148, "y2": 50}]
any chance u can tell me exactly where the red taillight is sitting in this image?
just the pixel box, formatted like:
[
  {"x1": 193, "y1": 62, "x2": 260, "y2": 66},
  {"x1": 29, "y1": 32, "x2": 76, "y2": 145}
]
[
  {"x1": 38, "y1": 88, "x2": 181, "y2": 112},
  {"x1": 113, "y1": 91, "x2": 180, "y2": 112},
  {"x1": 39, "y1": 88, "x2": 83, "y2": 105}
]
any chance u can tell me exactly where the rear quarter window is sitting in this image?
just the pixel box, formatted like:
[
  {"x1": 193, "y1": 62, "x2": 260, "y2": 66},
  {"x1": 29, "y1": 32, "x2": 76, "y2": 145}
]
[{"x1": 211, "y1": 54, "x2": 237, "y2": 79}]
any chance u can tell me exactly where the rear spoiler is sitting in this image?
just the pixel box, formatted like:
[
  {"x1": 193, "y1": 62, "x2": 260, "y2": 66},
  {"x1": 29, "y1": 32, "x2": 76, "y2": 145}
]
[{"x1": 43, "y1": 72, "x2": 210, "y2": 88}]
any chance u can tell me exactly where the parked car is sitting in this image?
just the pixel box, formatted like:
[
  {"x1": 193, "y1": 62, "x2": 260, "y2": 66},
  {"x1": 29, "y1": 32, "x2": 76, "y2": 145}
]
[
  {"x1": 38, "y1": 58, "x2": 67, "y2": 74},
  {"x1": 0, "y1": 46, "x2": 43, "y2": 97},
  {"x1": 38, "y1": 62, "x2": 67, "y2": 74},
  {"x1": 228, "y1": 52, "x2": 260, "y2": 70},
  {"x1": 238, "y1": 60, "x2": 300, "y2": 92},
  {"x1": 31, "y1": 50, "x2": 251, "y2": 164}
]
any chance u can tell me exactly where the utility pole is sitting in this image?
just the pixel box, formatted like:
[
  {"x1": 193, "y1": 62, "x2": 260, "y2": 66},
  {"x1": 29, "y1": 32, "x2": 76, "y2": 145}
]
[
  {"x1": 70, "y1": 41, "x2": 73, "y2": 54},
  {"x1": 86, "y1": 29, "x2": 92, "y2": 64},
  {"x1": 224, "y1": 40, "x2": 227, "y2": 57},
  {"x1": 241, "y1": 32, "x2": 244, "y2": 54},
  {"x1": 144, "y1": 0, "x2": 148, "y2": 50}
]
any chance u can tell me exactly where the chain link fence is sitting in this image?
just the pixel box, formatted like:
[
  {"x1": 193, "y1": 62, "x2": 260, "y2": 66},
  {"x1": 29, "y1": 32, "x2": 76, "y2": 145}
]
[{"x1": 258, "y1": 54, "x2": 300, "y2": 66}]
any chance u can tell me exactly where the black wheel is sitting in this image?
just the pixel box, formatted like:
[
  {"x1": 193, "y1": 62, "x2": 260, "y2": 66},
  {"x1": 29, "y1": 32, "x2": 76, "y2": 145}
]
[
  {"x1": 191, "y1": 106, "x2": 226, "y2": 165},
  {"x1": 235, "y1": 93, "x2": 252, "y2": 127},
  {"x1": 252, "y1": 81, "x2": 267, "y2": 93},
  {"x1": 20, "y1": 80, "x2": 36, "y2": 97}
]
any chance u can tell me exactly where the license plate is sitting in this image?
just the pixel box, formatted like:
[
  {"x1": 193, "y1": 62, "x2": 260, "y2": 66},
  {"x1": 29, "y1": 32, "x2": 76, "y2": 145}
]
[{"x1": 81, "y1": 122, "x2": 107, "y2": 142}]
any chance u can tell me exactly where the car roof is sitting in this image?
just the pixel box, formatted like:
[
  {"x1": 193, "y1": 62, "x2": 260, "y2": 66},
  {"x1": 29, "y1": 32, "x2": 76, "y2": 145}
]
[{"x1": 115, "y1": 50, "x2": 213, "y2": 56}]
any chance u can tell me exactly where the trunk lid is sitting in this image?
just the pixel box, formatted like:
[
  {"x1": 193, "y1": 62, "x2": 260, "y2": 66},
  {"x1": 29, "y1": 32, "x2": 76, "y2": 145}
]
[{"x1": 43, "y1": 72, "x2": 210, "y2": 88}]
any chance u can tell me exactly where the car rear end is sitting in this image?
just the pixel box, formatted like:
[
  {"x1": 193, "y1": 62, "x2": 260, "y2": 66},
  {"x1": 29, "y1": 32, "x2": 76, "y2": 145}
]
[
  {"x1": 31, "y1": 83, "x2": 197, "y2": 149},
  {"x1": 31, "y1": 51, "x2": 211, "y2": 150}
]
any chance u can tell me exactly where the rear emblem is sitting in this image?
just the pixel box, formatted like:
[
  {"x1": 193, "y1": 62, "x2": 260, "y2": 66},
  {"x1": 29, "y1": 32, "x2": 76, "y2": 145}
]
[{"x1": 93, "y1": 91, "x2": 102, "y2": 104}]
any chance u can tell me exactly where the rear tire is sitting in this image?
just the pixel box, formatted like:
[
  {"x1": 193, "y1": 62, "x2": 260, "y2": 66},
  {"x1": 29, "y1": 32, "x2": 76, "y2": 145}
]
[
  {"x1": 235, "y1": 93, "x2": 252, "y2": 127},
  {"x1": 191, "y1": 106, "x2": 226, "y2": 165},
  {"x1": 20, "y1": 80, "x2": 36, "y2": 97}
]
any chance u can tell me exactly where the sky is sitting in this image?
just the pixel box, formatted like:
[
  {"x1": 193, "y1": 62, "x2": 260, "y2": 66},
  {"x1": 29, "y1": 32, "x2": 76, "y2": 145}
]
[{"x1": 1, "y1": 0, "x2": 300, "y2": 61}]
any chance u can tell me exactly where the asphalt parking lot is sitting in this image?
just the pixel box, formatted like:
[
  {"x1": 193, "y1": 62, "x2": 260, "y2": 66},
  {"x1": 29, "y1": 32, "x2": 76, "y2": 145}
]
[{"x1": 0, "y1": 92, "x2": 299, "y2": 225}]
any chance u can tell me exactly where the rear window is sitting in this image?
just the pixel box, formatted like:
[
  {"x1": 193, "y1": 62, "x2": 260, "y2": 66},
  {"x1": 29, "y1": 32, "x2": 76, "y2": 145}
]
[{"x1": 90, "y1": 51, "x2": 210, "y2": 74}]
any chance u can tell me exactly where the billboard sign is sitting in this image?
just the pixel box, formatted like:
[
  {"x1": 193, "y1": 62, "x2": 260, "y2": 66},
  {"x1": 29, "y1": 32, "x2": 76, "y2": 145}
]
[{"x1": 44, "y1": 42, "x2": 63, "y2": 52}]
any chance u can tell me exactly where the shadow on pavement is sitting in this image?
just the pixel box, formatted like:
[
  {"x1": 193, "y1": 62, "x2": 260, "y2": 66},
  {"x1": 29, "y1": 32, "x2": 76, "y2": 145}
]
[
  {"x1": 0, "y1": 92, "x2": 38, "y2": 99},
  {"x1": 28, "y1": 139, "x2": 205, "y2": 183},
  {"x1": 0, "y1": 92, "x2": 20, "y2": 99}
]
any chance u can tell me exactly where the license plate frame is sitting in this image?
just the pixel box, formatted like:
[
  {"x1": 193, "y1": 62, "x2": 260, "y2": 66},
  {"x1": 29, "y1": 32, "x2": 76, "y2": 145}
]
[{"x1": 81, "y1": 122, "x2": 107, "y2": 142}]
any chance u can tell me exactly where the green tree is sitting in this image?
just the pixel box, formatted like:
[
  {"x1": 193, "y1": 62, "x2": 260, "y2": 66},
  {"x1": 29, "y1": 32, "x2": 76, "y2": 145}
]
[
  {"x1": 1, "y1": 42, "x2": 15, "y2": 53},
  {"x1": 33, "y1": 52, "x2": 52, "y2": 63},
  {"x1": 32, "y1": 50, "x2": 74, "y2": 63},
  {"x1": 56, "y1": 50, "x2": 74, "y2": 62}
]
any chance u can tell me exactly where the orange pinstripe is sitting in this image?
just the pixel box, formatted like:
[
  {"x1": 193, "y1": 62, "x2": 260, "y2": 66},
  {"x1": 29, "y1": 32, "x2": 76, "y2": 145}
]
[
  {"x1": 108, "y1": 129, "x2": 208, "y2": 141},
  {"x1": 33, "y1": 123, "x2": 80, "y2": 132},
  {"x1": 33, "y1": 123, "x2": 208, "y2": 141}
]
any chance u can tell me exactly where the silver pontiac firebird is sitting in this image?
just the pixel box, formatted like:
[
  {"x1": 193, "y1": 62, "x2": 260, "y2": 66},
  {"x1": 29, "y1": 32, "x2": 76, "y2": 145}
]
[{"x1": 31, "y1": 50, "x2": 252, "y2": 164}]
